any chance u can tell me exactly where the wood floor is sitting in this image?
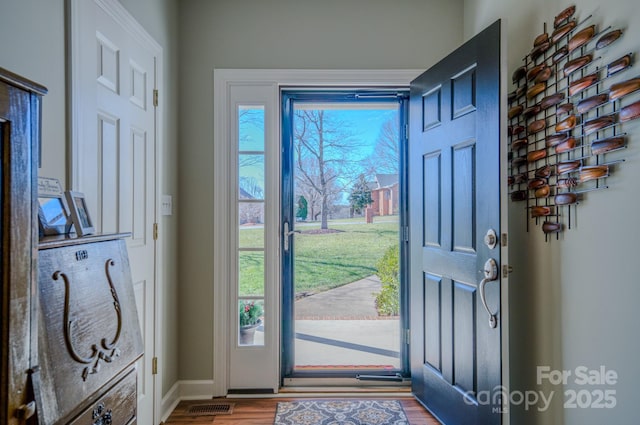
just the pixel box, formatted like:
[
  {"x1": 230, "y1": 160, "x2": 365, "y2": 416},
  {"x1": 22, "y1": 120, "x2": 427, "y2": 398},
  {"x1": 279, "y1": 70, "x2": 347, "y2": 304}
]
[{"x1": 163, "y1": 397, "x2": 441, "y2": 424}]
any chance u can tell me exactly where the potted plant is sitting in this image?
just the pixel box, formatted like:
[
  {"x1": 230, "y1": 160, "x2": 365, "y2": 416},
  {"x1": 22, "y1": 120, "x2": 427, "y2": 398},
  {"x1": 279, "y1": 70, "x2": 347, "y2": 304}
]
[{"x1": 238, "y1": 300, "x2": 263, "y2": 345}]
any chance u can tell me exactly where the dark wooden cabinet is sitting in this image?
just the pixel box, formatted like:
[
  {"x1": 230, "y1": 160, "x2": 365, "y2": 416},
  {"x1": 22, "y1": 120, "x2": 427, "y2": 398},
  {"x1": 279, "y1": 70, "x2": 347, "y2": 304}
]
[
  {"x1": 36, "y1": 234, "x2": 143, "y2": 425},
  {"x1": 67, "y1": 368, "x2": 137, "y2": 425},
  {"x1": 0, "y1": 67, "x2": 46, "y2": 425},
  {"x1": 0, "y1": 68, "x2": 142, "y2": 425}
]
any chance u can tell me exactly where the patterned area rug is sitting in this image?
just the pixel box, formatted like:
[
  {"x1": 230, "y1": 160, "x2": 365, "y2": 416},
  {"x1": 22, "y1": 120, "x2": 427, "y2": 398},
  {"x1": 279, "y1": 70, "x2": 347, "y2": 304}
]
[{"x1": 274, "y1": 400, "x2": 408, "y2": 425}]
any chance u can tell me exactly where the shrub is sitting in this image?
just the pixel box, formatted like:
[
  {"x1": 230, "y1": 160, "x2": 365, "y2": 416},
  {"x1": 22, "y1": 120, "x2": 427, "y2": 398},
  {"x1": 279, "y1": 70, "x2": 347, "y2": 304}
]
[{"x1": 374, "y1": 244, "x2": 399, "y2": 316}]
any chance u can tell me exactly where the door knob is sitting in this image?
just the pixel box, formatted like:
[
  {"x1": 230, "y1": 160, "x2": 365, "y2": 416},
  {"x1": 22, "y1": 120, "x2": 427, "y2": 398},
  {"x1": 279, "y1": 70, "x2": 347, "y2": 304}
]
[{"x1": 479, "y1": 258, "x2": 499, "y2": 329}]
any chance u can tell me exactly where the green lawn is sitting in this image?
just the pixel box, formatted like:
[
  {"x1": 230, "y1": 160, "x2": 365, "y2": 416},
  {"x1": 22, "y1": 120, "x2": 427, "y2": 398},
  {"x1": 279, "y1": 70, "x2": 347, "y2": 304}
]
[{"x1": 239, "y1": 217, "x2": 399, "y2": 296}]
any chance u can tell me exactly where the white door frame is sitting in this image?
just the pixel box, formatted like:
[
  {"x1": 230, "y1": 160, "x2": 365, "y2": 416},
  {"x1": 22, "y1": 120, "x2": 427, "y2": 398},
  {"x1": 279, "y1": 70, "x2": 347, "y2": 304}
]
[
  {"x1": 212, "y1": 69, "x2": 422, "y2": 395},
  {"x1": 68, "y1": 0, "x2": 164, "y2": 421}
]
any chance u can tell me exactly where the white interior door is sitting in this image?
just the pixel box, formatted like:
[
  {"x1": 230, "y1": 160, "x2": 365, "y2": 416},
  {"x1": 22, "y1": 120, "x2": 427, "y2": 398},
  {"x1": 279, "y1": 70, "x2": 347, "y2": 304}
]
[{"x1": 70, "y1": 0, "x2": 160, "y2": 422}]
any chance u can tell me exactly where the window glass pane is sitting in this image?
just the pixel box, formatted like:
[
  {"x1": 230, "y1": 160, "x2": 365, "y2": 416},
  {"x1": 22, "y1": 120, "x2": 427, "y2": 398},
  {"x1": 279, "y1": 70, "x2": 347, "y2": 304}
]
[
  {"x1": 239, "y1": 154, "x2": 265, "y2": 200},
  {"x1": 239, "y1": 202, "x2": 264, "y2": 248},
  {"x1": 238, "y1": 298, "x2": 264, "y2": 346},
  {"x1": 238, "y1": 106, "x2": 265, "y2": 151},
  {"x1": 237, "y1": 105, "x2": 266, "y2": 348},
  {"x1": 238, "y1": 251, "x2": 264, "y2": 297}
]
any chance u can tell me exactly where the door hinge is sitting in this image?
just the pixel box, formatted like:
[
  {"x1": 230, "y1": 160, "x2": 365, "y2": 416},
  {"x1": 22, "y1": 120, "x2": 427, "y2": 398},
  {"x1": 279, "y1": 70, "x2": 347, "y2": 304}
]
[
  {"x1": 501, "y1": 232, "x2": 508, "y2": 247},
  {"x1": 405, "y1": 329, "x2": 411, "y2": 345},
  {"x1": 403, "y1": 226, "x2": 409, "y2": 242},
  {"x1": 153, "y1": 89, "x2": 159, "y2": 107},
  {"x1": 152, "y1": 357, "x2": 158, "y2": 375},
  {"x1": 153, "y1": 222, "x2": 158, "y2": 240},
  {"x1": 503, "y1": 264, "x2": 513, "y2": 278}
]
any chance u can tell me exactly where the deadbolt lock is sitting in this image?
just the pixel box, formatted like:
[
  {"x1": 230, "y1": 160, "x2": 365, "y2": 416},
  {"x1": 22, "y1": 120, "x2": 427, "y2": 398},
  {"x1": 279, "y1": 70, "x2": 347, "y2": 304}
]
[{"x1": 484, "y1": 229, "x2": 498, "y2": 249}]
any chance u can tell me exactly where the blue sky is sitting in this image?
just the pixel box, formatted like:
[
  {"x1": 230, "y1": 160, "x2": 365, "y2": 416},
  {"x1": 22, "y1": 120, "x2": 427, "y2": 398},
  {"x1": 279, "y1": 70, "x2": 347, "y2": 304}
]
[
  {"x1": 239, "y1": 105, "x2": 398, "y2": 157},
  {"x1": 238, "y1": 104, "x2": 399, "y2": 199},
  {"x1": 326, "y1": 108, "x2": 397, "y2": 158}
]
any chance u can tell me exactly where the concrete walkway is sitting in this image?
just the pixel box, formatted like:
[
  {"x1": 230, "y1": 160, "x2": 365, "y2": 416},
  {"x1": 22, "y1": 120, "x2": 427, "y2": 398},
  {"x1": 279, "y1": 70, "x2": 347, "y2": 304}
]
[
  {"x1": 294, "y1": 319, "x2": 401, "y2": 368},
  {"x1": 294, "y1": 275, "x2": 386, "y2": 319},
  {"x1": 291, "y1": 276, "x2": 401, "y2": 368}
]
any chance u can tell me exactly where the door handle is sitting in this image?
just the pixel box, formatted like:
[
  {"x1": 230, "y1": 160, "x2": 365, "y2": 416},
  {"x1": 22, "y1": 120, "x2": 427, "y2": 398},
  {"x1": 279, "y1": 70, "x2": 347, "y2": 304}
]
[
  {"x1": 283, "y1": 221, "x2": 301, "y2": 253},
  {"x1": 479, "y1": 258, "x2": 499, "y2": 329}
]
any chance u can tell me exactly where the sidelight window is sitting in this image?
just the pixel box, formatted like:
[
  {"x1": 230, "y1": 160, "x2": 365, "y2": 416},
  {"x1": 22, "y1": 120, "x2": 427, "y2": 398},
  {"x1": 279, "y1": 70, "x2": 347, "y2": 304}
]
[{"x1": 237, "y1": 105, "x2": 266, "y2": 346}]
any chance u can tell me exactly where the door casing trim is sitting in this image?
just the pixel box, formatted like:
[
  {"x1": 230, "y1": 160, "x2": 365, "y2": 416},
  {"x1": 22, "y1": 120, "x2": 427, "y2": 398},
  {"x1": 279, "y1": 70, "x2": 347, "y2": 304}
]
[{"x1": 213, "y1": 69, "x2": 421, "y2": 396}]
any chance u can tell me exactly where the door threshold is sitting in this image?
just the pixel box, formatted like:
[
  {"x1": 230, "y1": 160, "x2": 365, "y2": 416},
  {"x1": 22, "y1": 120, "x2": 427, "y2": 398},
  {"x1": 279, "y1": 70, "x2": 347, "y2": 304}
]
[
  {"x1": 281, "y1": 386, "x2": 412, "y2": 394},
  {"x1": 226, "y1": 388, "x2": 413, "y2": 399},
  {"x1": 282, "y1": 377, "x2": 410, "y2": 389}
]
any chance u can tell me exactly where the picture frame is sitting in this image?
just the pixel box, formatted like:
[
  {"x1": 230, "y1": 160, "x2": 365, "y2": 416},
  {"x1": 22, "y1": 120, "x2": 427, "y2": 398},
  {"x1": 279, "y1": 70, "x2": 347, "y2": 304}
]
[
  {"x1": 37, "y1": 177, "x2": 71, "y2": 236},
  {"x1": 65, "y1": 190, "x2": 95, "y2": 236}
]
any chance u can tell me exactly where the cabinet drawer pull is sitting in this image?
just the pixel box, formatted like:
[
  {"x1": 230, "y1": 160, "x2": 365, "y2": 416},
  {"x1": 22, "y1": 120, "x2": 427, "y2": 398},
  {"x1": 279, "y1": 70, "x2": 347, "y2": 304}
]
[{"x1": 92, "y1": 403, "x2": 113, "y2": 425}]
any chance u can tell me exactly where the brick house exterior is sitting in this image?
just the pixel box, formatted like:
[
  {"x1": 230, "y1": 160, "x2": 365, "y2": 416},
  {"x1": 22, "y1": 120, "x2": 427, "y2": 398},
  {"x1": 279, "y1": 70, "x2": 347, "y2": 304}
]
[{"x1": 368, "y1": 174, "x2": 399, "y2": 217}]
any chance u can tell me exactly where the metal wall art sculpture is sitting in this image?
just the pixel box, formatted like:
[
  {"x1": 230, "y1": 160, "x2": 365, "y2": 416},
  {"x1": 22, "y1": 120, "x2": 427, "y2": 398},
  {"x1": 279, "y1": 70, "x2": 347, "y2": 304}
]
[{"x1": 508, "y1": 5, "x2": 638, "y2": 238}]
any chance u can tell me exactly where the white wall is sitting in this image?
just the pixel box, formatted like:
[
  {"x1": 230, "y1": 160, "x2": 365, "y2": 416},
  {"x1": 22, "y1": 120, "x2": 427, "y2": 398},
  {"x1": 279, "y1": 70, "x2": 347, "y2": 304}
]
[
  {"x1": 465, "y1": 1, "x2": 639, "y2": 424},
  {"x1": 177, "y1": 0, "x2": 465, "y2": 381},
  {"x1": 0, "y1": 0, "x2": 181, "y2": 400}
]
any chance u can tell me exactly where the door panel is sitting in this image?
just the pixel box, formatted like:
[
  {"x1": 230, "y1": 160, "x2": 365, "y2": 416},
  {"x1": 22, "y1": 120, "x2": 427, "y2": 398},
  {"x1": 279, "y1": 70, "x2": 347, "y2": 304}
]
[
  {"x1": 95, "y1": 7, "x2": 156, "y2": 421},
  {"x1": 410, "y1": 20, "x2": 502, "y2": 425},
  {"x1": 423, "y1": 153, "x2": 441, "y2": 246},
  {"x1": 72, "y1": 1, "x2": 158, "y2": 422}
]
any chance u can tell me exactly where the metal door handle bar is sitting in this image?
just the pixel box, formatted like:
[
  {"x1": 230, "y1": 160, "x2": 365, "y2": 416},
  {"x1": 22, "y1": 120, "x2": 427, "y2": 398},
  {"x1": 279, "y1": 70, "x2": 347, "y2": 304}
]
[
  {"x1": 283, "y1": 221, "x2": 301, "y2": 252},
  {"x1": 479, "y1": 277, "x2": 498, "y2": 329},
  {"x1": 479, "y1": 258, "x2": 499, "y2": 329}
]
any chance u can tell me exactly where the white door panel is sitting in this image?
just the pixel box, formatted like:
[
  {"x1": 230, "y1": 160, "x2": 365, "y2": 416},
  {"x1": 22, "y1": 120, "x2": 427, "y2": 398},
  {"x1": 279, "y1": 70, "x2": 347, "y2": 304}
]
[{"x1": 71, "y1": 0, "x2": 158, "y2": 423}]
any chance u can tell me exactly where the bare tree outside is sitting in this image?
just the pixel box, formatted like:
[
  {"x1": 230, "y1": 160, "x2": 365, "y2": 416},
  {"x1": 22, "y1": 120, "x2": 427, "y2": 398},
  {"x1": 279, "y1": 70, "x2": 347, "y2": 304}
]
[
  {"x1": 238, "y1": 108, "x2": 265, "y2": 169},
  {"x1": 295, "y1": 156, "x2": 343, "y2": 222},
  {"x1": 238, "y1": 106, "x2": 266, "y2": 226},
  {"x1": 239, "y1": 107, "x2": 264, "y2": 140},
  {"x1": 363, "y1": 117, "x2": 400, "y2": 176},
  {"x1": 239, "y1": 176, "x2": 264, "y2": 199},
  {"x1": 294, "y1": 155, "x2": 323, "y2": 221},
  {"x1": 294, "y1": 109, "x2": 364, "y2": 230}
]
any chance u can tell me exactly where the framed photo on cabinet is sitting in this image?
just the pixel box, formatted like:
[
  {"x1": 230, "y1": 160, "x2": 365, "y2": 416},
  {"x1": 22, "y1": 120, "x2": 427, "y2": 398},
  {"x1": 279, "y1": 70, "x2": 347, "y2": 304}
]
[
  {"x1": 65, "y1": 190, "x2": 95, "y2": 236},
  {"x1": 37, "y1": 177, "x2": 70, "y2": 236}
]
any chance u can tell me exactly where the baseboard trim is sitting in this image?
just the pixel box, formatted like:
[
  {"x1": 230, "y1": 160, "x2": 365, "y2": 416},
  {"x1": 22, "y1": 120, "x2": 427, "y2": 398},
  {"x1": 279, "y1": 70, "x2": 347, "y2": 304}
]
[
  {"x1": 178, "y1": 379, "x2": 216, "y2": 399},
  {"x1": 160, "y1": 380, "x2": 216, "y2": 421},
  {"x1": 160, "y1": 379, "x2": 415, "y2": 420},
  {"x1": 160, "y1": 382, "x2": 180, "y2": 423}
]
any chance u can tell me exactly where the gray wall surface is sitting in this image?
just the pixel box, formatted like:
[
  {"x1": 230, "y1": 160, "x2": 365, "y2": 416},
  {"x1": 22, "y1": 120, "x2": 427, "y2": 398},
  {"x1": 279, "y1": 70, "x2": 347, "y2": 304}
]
[
  {"x1": 0, "y1": 0, "x2": 66, "y2": 182},
  {"x1": 177, "y1": 0, "x2": 465, "y2": 381},
  {"x1": 465, "y1": 1, "x2": 639, "y2": 424}
]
